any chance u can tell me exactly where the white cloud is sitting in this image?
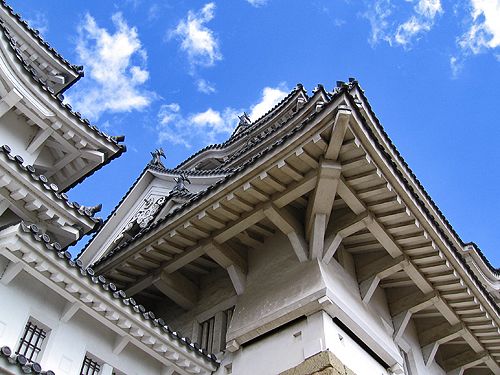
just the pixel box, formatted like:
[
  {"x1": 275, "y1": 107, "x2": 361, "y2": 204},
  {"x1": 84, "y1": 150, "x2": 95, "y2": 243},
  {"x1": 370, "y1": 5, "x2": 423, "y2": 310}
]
[
  {"x1": 459, "y1": 0, "x2": 500, "y2": 54},
  {"x1": 170, "y1": 3, "x2": 222, "y2": 70},
  {"x1": 394, "y1": 0, "x2": 442, "y2": 46},
  {"x1": 196, "y1": 78, "x2": 216, "y2": 94},
  {"x1": 365, "y1": 0, "x2": 442, "y2": 47},
  {"x1": 246, "y1": 0, "x2": 268, "y2": 7},
  {"x1": 450, "y1": 56, "x2": 463, "y2": 78},
  {"x1": 66, "y1": 13, "x2": 153, "y2": 120},
  {"x1": 248, "y1": 84, "x2": 288, "y2": 121},
  {"x1": 157, "y1": 84, "x2": 289, "y2": 147},
  {"x1": 157, "y1": 104, "x2": 240, "y2": 147},
  {"x1": 364, "y1": 0, "x2": 394, "y2": 46}
]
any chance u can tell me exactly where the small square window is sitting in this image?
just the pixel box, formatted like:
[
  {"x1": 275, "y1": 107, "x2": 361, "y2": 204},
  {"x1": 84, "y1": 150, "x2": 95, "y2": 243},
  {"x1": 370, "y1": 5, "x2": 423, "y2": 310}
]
[
  {"x1": 80, "y1": 355, "x2": 101, "y2": 375},
  {"x1": 16, "y1": 321, "x2": 48, "y2": 362}
]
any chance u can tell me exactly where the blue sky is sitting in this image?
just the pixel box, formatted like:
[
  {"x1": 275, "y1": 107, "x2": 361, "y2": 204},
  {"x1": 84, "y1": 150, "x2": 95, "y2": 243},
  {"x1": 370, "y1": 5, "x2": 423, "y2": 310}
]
[{"x1": 9, "y1": 0, "x2": 500, "y2": 264}]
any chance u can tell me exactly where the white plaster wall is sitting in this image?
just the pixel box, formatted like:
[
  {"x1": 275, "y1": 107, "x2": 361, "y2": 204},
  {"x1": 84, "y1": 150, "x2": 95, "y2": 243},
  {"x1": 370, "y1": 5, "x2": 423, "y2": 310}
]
[
  {"x1": 227, "y1": 233, "x2": 325, "y2": 342},
  {"x1": 0, "y1": 110, "x2": 41, "y2": 165},
  {"x1": 319, "y1": 259, "x2": 402, "y2": 365},
  {"x1": 153, "y1": 267, "x2": 236, "y2": 338},
  {"x1": 323, "y1": 316, "x2": 387, "y2": 375},
  {"x1": 401, "y1": 320, "x2": 446, "y2": 375},
  {"x1": 222, "y1": 319, "x2": 307, "y2": 375},
  {"x1": 0, "y1": 267, "x2": 163, "y2": 375}
]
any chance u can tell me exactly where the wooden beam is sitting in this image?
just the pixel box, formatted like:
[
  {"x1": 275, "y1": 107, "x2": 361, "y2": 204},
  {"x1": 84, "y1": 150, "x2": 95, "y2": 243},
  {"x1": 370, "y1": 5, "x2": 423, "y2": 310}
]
[
  {"x1": 206, "y1": 242, "x2": 247, "y2": 295},
  {"x1": 236, "y1": 231, "x2": 263, "y2": 248},
  {"x1": 391, "y1": 291, "x2": 437, "y2": 342},
  {"x1": 213, "y1": 209, "x2": 265, "y2": 244},
  {"x1": 264, "y1": 203, "x2": 308, "y2": 262},
  {"x1": 227, "y1": 264, "x2": 246, "y2": 296},
  {"x1": 272, "y1": 170, "x2": 317, "y2": 208},
  {"x1": 125, "y1": 273, "x2": 160, "y2": 297},
  {"x1": 153, "y1": 271, "x2": 198, "y2": 310},
  {"x1": 305, "y1": 160, "x2": 341, "y2": 235},
  {"x1": 0, "y1": 199, "x2": 9, "y2": 216},
  {"x1": 60, "y1": 301, "x2": 81, "y2": 322},
  {"x1": 358, "y1": 255, "x2": 406, "y2": 304},
  {"x1": 113, "y1": 335, "x2": 130, "y2": 355},
  {"x1": 444, "y1": 351, "x2": 488, "y2": 375},
  {"x1": 325, "y1": 106, "x2": 351, "y2": 160},
  {"x1": 305, "y1": 160, "x2": 342, "y2": 259},
  {"x1": 420, "y1": 323, "x2": 465, "y2": 367},
  {"x1": 0, "y1": 261, "x2": 23, "y2": 285},
  {"x1": 163, "y1": 243, "x2": 208, "y2": 274},
  {"x1": 26, "y1": 127, "x2": 54, "y2": 154},
  {"x1": 0, "y1": 89, "x2": 22, "y2": 118},
  {"x1": 205, "y1": 242, "x2": 246, "y2": 271},
  {"x1": 81, "y1": 149, "x2": 105, "y2": 163},
  {"x1": 323, "y1": 212, "x2": 370, "y2": 263}
]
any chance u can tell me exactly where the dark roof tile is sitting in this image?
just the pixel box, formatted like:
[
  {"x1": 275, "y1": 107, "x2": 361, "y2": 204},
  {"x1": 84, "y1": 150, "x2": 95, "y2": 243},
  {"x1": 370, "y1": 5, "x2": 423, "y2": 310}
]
[
  {"x1": 15, "y1": 221, "x2": 218, "y2": 365},
  {"x1": 0, "y1": 0, "x2": 82, "y2": 75}
]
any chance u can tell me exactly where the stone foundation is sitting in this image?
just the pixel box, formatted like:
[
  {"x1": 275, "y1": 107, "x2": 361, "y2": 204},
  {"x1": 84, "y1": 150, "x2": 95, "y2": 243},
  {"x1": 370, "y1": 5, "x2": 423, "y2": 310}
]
[{"x1": 280, "y1": 351, "x2": 357, "y2": 375}]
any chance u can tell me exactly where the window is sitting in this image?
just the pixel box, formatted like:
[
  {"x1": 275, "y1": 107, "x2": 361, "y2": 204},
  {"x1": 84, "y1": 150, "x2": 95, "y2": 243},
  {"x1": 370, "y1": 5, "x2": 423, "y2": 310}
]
[
  {"x1": 199, "y1": 306, "x2": 235, "y2": 353},
  {"x1": 16, "y1": 321, "x2": 47, "y2": 362},
  {"x1": 221, "y1": 306, "x2": 234, "y2": 347},
  {"x1": 200, "y1": 316, "x2": 215, "y2": 353},
  {"x1": 80, "y1": 356, "x2": 101, "y2": 375}
]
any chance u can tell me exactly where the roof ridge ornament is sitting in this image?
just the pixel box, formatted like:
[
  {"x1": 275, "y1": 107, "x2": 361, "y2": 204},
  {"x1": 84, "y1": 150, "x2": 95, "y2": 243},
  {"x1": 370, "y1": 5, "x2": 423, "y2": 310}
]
[
  {"x1": 150, "y1": 148, "x2": 166, "y2": 168},
  {"x1": 173, "y1": 174, "x2": 191, "y2": 193},
  {"x1": 238, "y1": 112, "x2": 251, "y2": 127}
]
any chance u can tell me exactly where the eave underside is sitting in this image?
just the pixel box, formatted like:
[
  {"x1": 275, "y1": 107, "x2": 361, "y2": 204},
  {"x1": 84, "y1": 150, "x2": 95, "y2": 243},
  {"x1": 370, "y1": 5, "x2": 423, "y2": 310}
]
[{"x1": 93, "y1": 87, "x2": 500, "y2": 373}]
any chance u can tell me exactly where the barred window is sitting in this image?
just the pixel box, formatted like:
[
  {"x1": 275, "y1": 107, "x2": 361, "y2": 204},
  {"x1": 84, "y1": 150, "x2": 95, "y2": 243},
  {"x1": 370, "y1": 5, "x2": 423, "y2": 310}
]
[
  {"x1": 16, "y1": 321, "x2": 47, "y2": 362},
  {"x1": 80, "y1": 356, "x2": 101, "y2": 375},
  {"x1": 199, "y1": 306, "x2": 235, "y2": 353},
  {"x1": 200, "y1": 316, "x2": 215, "y2": 353},
  {"x1": 222, "y1": 306, "x2": 234, "y2": 345}
]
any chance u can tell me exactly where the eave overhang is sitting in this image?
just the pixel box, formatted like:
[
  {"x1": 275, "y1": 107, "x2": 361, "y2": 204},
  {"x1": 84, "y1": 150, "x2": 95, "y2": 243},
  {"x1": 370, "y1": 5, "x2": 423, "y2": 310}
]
[
  {"x1": 0, "y1": 21, "x2": 124, "y2": 191},
  {"x1": 0, "y1": 223, "x2": 218, "y2": 374},
  {"x1": 0, "y1": 145, "x2": 99, "y2": 244},
  {"x1": 92, "y1": 82, "x2": 500, "y2": 371},
  {"x1": 0, "y1": 1, "x2": 83, "y2": 91}
]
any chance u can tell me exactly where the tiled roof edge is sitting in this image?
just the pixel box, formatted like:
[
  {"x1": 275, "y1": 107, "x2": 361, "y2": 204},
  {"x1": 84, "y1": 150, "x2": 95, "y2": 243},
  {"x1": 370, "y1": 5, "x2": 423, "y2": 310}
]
[
  {"x1": 0, "y1": 144, "x2": 101, "y2": 225},
  {"x1": 174, "y1": 84, "x2": 307, "y2": 169},
  {"x1": 0, "y1": 21, "x2": 122, "y2": 152},
  {"x1": 349, "y1": 81, "x2": 499, "y2": 273},
  {"x1": 92, "y1": 85, "x2": 343, "y2": 267},
  {"x1": 0, "y1": 345, "x2": 55, "y2": 375},
  {"x1": 463, "y1": 242, "x2": 499, "y2": 276},
  {"x1": 0, "y1": 0, "x2": 82, "y2": 75},
  {"x1": 15, "y1": 221, "x2": 219, "y2": 365},
  {"x1": 345, "y1": 83, "x2": 500, "y2": 314},
  {"x1": 147, "y1": 163, "x2": 235, "y2": 176},
  {"x1": 76, "y1": 166, "x2": 149, "y2": 260}
]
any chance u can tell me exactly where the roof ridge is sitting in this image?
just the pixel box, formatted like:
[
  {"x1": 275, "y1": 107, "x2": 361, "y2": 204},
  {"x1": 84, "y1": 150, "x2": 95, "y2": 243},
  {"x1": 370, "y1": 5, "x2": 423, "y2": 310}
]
[
  {"x1": 0, "y1": 0, "x2": 82, "y2": 75},
  {"x1": 148, "y1": 163, "x2": 235, "y2": 176},
  {"x1": 174, "y1": 84, "x2": 306, "y2": 169},
  {"x1": 92, "y1": 87, "x2": 338, "y2": 266}
]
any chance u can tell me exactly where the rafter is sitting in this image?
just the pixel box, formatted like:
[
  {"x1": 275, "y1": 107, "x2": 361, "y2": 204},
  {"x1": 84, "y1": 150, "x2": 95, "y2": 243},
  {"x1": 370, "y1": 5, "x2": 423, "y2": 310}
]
[
  {"x1": 264, "y1": 203, "x2": 308, "y2": 262},
  {"x1": 153, "y1": 271, "x2": 198, "y2": 310},
  {"x1": 323, "y1": 212, "x2": 370, "y2": 263},
  {"x1": 206, "y1": 242, "x2": 247, "y2": 295},
  {"x1": 305, "y1": 160, "x2": 341, "y2": 259},
  {"x1": 420, "y1": 322, "x2": 465, "y2": 366},
  {"x1": 0, "y1": 88, "x2": 22, "y2": 118}
]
